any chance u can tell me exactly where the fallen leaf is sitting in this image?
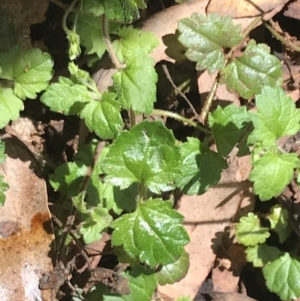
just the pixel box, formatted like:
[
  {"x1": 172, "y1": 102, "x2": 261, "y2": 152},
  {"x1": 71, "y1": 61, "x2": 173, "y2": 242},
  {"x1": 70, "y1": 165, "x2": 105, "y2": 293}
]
[
  {"x1": 206, "y1": 0, "x2": 289, "y2": 18},
  {"x1": 284, "y1": 0, "x2": 300, "y2": 20},
  {"x1": 158, "y1": 154, "x2": 255, "y2": 299},
  {"x1": 0, "y1": 137, "x2": 54, "y2": 301}
]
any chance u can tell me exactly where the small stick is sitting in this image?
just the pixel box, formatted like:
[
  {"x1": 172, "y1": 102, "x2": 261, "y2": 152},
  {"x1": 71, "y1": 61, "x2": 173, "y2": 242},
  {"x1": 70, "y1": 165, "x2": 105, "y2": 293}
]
[{"x1": 162, "y1": 64, "x2": 201, "y2": 122}]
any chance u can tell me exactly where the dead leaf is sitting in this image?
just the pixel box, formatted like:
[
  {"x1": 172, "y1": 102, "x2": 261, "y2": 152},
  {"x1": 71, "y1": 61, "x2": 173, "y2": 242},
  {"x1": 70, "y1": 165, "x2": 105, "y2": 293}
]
[
  {"x1": 206, "y1": 0, "x2": 289, "y2": 18},
  {"x1": 0, "y1": 137, "x2": 54, "y2": 301},
  {"x1": 158, "y1": 154, "x2": 255, "y2": 299},
  {"x1": 284, "y1": 0, "x2": 300, "y2": 20}
]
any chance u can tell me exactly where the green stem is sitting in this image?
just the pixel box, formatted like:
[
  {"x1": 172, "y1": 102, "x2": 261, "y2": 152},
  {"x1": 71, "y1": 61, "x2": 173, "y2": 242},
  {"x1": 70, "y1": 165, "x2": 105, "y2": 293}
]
[
  {"x1": 101, "y1": 15, "x2": 126, "y2": 70},
  {"x1": 62, "y1": 0, "x2": 78, "y2": 33},
  {"x1": 152, "y1": 109, "x2": 211, "y2": 134}
]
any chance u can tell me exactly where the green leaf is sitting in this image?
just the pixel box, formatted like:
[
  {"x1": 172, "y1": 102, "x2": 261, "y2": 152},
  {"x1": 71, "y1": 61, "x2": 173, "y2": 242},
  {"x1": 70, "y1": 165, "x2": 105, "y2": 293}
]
[
  {"x1": 79, "y1": 207, "x2": 113, "y2": 244},
  {"x1": 111, "y1": 199, "x2": 189, "y2": 267},
  {"x1": 177, "y1": 137, "x2": 227, "y2": 195},
  {"x1": 82, "y1": 0, "x2": 104, "y2": 17},
  {"x1": 0, "y1": 140, "x2": 6, "y2": 163},
  {"x1": 0, "y1": 175, "x2": 9, "y2": 207},
  {"x1": 102, "y1": 120, "x2": 181, "y2": 194},
  {"x1": 245, "y1": 244, "x2": 282, "y2": 268},
  {"x1": 123, "y1": 265, "x2": 156, "y2": 301},
  {"x1": 0, "y1": 48, "x2": 53, "y2": 99},
  {"x1": 248, "y1": 86, "x2": 300, "y2": 146},
  {"x1": 102, "y1": 0, "x2": 147, "y2": 24},
  {"x1": 236, "y1": 212, "x2": 270, "y2": 246},
  {"x1": 50, "y1": 140, "x2": 102, "y2": 197},
  {"x1": 41, "y1": 77, "x2": 92, "y2": 114},
  {"x1": 178, "y1": 13, "x2": 242, "y2": 73},
  {"x1": 263, "y1": 253, "x2": 300, "y2": 300},
  {"x1": 0, "y1": 88, "x2": 24, "y2": 129},
  {"x1": 112, "y1": 26, "x2": 159, "y2": 61},
  {"x1": 222, "y1": 40, "x2": 282, "y2": 99},
  {"x1": 209, "y1": 105, "x2": 251, "y2": 156},
  {"x1": 112, "y1": 56, "x2": 157, "y2": 114},
  {"x1": 50, "y1": 162, "x2": 89, "y2": 197},
  {"x1": 267, "y1": 205, "x2": 291, "y2": 243},
  {"x1": 77, "y1": 15, "x2": 106, "y2": 58},
  {"x1": 80, "y1": 92, "x2": 123, "y2": 139},
  {"x1": 249, "y1": 152, "x2": 300, "y2": 201},
  {"x1": 156, "y1": 250, "x2": 189, "y2": 285}
]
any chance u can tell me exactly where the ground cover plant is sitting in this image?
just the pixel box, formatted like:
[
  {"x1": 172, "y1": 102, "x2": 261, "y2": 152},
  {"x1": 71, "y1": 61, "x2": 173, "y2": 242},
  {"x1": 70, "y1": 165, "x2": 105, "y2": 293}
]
[{"x1": 1, "y1": 0, "x2": 300, "y2": 300}]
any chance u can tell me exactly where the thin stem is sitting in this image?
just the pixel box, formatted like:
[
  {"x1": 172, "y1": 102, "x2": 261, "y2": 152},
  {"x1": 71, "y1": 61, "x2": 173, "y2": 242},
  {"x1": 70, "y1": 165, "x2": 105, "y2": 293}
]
[
  {"x1": 72, "y1": 0, "x2": 83, "y2": 31},
  {"x1": 200, "y1": 74, "x2": 219, "y2": 124},
  {"x1": 62, "y1": 0, "x2": 78, "y2": 33},
  {"x1": 152, "y1": 109, "x2": 211, "y2": 134},
  {"x1": 162, "y1": 64, "x2": 201, "y2": 122},
  {"x1": 101, "y1": 15, "x2": 126, "y2": 70}
]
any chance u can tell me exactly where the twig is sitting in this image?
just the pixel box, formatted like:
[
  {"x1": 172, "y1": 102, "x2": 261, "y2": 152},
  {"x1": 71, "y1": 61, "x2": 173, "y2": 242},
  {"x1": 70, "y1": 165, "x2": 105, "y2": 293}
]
[
  {"x1": 162, "y1": 64, "x2": 201, "y2": 122},
  {"x1": 152, "y1": 109, "x2": 211, "y2": 134},
  {"x1": 264, "y1": 20, "x2": 300, "y2": 53}
]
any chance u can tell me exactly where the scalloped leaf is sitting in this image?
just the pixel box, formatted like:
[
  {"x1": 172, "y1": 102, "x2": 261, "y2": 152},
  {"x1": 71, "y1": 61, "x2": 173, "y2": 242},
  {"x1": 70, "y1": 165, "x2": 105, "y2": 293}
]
[
  {"x1": 77, "y1": 15, "x2": 106, "y2": 58},
  {"x1": 177, "y1": 137, "x2": 227, "y2": 195},
  {"x1": 263, "y1": 253, "x2": 300, "y2": 300},
  {"x1": 245, "y1": 244, "x2": 282, "y2": 268},
  {"x1": 249, "y1": 152, "x2": 300, "y2": 201},
  {"x1": 236, "y1": 213, "x2": 270, "y2": 246},
  {"x1": 0, "y1": 48, "x2": 53, "y2": 99},
  {"x1": 41, "y1": 76, "x2": 92, "y2": 115},
  {"x1": 112, "y1": 56, "x2": 157, "y2": 114},
  {"x1": 111, "y1": 199, "x2": 189, "y2": 267},
  {"x1": 248, "y1": 86, "x2": 300, "y2": 146},
  {"x1": 79, "y1": 92, "x2": 123, "y2": 139},
  {"x1": 209, "y1": 104, "x2": 251, "y2": 156},
  {"x1": 222, "y1": 40, "x2": 282, "y2": 99},
  {"x1": 102, "y1": 0, "x2": 146, "y2": 24},
  {"x1": 112, "y1": 26, "x2": 159, "y2": 62},
  {"x1": 178, "y1": 13, "x2": 242, "y2": 73},
  {"x1": 102, "y1": 120, "x2": 181, "y2": 194}
]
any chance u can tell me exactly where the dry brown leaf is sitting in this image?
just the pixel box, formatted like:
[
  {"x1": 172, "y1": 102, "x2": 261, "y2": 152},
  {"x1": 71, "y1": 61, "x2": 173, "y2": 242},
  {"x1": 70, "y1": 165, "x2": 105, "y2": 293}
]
[
  {"x1": 158, "y1": 154, "x2": 255, "y2": 299},
  {"x1": 284, "y1": 0, "x2": 300, "y2": 20},
  {"x1": 206, "y1": 0, "x2": 289, "y2": 18},
  {"x1": 0, "y1": 137, "x2": 54, "y2": 301}
]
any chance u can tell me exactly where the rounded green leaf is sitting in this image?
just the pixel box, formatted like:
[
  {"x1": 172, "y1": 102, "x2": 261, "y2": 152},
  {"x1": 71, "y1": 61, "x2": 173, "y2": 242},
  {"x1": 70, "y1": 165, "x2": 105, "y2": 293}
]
[
  {"x1": 102, "y1": 120, "x2": 181, "y2": 194},
  {"x1": 236, "y1": 212, "x2": 270, "y2": 246},
  {"x1": 263, "y1": 253, "x2": 300, "y2": 300},
  {"x1": 222, "y1": 40, "x2": 282, "y2": 99},
  {"x1": 111, "y1": 199, "x2": 190, "y2": 267}
]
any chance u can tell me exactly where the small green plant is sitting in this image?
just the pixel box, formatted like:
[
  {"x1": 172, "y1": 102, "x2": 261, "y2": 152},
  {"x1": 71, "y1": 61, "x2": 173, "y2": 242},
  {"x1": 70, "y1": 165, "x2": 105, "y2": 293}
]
[{"x1": 1, "y1": 0, "x2": 300, "y2": 300}]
